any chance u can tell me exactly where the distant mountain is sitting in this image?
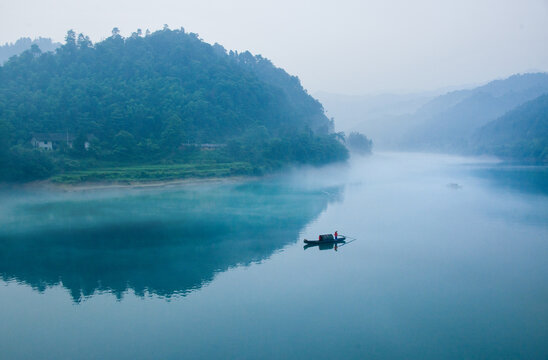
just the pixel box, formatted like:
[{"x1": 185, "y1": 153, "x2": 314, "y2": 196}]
[
  {"x1": 0, "y1": 37, "x2": 61, "y2": 64},
  {"x1": 471, "y1": 94, "x2": 548, "y2": 162},
  {"x1": 400, "y1": 73, "x2": 548, "y2": 152},
  {"x1": 315, "y1": 91, "x2": 435, "y2": 148}
]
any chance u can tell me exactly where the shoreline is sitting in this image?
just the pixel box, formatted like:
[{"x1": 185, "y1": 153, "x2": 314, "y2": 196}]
[{"x1": 10, "y1": 175, "x2": 261, "y2": 192}]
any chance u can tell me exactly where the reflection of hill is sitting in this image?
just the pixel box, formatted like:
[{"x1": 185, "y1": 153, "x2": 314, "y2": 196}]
[{"x1": 0, "y1": 181, "x2": 339, "y2": 302}]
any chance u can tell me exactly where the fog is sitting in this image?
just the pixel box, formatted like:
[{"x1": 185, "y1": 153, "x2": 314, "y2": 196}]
[
  {"x1": 1, "y1": 0, "x2": 547, "y2": 356},
  {"x1": 1, "y1": 0, "x2": 547, "y2": 94}
]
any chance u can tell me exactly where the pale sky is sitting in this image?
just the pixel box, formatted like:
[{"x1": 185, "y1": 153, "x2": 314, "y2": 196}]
[{"x1": 1, "y1": 0, "x2": 547, "y2": 95}]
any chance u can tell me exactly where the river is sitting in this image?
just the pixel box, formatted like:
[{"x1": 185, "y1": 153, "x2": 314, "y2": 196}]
[{"x1": 1, "y1": 152, "x2": 547, "y2": 359}]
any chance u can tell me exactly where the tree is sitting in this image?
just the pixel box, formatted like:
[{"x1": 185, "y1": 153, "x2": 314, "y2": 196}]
[
  {"x1": 334, "y1": 131, "x2": 345, "y2": 143},
  {"x1": 65, "y1": 30, "x2": 76, "y2": 46},
  {"x1": 113, "y1": 131, "x2": 136, "y2": 159},
  {"x1": 77, "y1": 34, "x2": 92, "y2": 49},
  {"x1": 111, "y1": 27, "x2": 120, "y2": 37},
  {"x1": 29, "y1": 44, "x2": 41, "y2": 57},
  {"x1": 72, "y1": 133, "x2": 88, "y2": 157},
  {"x1": 4, "y1": 146, "x2": 55, "y2": 181},
  {"x1": 346, "y1": 132, "x2": 373, "y2": 155},
  {"x1": 161, "y1": 114, "x2": 184, "y2": 151},
  {"x1": 0, "y1": 119, "x2": 13, "y2": 167}
]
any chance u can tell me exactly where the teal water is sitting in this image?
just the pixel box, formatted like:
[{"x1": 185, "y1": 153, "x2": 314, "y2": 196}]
[{"x1": 1, "y1": 153, "x2": 547, "y2": 359}]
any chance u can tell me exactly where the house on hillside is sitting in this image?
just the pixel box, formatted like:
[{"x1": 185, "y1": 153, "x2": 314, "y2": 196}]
[
  {"x1": 31, "y1": 133, "x2": 75, "y2": 150},
  {"x1": 200, "y1": 143, "x2": 226, "y2": 151},
  {"x1": 180, "y1": 143, "x2": 227, "y2": 151}
]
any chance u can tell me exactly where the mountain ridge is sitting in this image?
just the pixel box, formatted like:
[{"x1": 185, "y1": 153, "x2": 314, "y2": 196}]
[
  {"x1": 471, "y1": 94, "x2": 548, "y2": 162},
  {"x1": 400, "y1": 73, "x2": 548, "y2": 153}
]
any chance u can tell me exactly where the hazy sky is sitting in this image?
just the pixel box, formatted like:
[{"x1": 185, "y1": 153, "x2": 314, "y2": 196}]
[{"x1": 1, "y1": 0, "x2": 547, "y2": 94}]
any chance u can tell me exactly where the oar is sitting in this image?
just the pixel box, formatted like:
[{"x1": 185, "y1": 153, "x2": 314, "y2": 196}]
[{"x1": 336, "y1": 239, "x2": 357, "y2": 248}]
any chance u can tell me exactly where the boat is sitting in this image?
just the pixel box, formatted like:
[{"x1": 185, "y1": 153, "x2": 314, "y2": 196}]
[{"x1": 303, "y1": 234, "x2": 346, "y2": 245}]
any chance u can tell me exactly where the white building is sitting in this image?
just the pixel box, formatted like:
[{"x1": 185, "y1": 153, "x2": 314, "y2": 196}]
[{"x1": 31, "y1": 133, "x2": 75, "y2": 151}]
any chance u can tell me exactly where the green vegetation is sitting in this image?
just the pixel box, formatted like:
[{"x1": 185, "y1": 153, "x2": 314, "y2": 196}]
[
  {"x1": 346, "y1": 132, "x2": 373, "y2": 155},
  {"x1": 472, "y1": 94, "x2": 548, "y2": 162},
  {"x1": 0, "y1": 37, "x2": 60, "y2": 64},
  {"x1": 0, "y1": 27, "x2": 348, "y2": 183},
  {"x1": 50, "y1": 162, "x2": 255, "y2": 184}
]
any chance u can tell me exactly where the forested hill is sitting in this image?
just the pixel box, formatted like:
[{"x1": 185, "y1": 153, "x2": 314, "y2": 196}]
[
  {"x1": 0, "y1": 28, "x2": 332, "y2": 141},
  {"x1": 0, "y1": 28, "x2": 347, "y2": 182},
  {"x1": 472, "y1": 94, "x2": 548, "y2": 162},
  {"x1": 0, "y1": 37, "x2": 60, "y2": 64}
]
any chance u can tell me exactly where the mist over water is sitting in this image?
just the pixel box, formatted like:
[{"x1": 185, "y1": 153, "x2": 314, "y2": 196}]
[
  {"x1": 1, "y1": 152, "x2": 547, "y2": 359},
  {"x1": 0, "y1": 179, "x2": 338, "y2": 300}
]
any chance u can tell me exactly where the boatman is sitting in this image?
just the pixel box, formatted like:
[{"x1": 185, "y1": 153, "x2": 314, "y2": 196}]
[{"x1": 334, "y1": 231, "x2": 338, "y2": 240}]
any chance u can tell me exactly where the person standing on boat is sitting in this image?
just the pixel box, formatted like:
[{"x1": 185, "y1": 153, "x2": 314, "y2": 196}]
[{"x1": 334, "y1": 231, "x2": 338, "y2": 240}]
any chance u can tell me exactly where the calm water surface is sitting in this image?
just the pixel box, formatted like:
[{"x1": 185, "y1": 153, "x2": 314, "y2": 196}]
[{"x1": 1, "y1": 152, "x2": 547, "y2": 359}]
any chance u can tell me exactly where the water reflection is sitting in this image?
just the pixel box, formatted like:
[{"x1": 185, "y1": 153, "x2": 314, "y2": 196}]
[
  {"x1": 0, "y1": 181, "x2": 341, "y2": 302},
  {"x1": 304, "y1": 242, "x2": 338, "y2": 251}
]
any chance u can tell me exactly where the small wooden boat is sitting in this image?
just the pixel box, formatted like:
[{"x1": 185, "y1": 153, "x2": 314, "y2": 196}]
[{"x1": 304, "y1": 235, "x2": 346, "y2": 245}]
